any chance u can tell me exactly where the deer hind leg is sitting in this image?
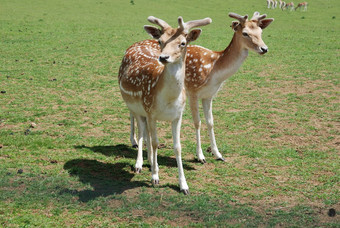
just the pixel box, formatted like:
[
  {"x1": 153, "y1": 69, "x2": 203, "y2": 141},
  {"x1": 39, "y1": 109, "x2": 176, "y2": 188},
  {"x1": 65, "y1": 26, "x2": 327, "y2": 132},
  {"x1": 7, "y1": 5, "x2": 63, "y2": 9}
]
[
  {"x1": 146, "y1": 116, "x2": 159, "y2": 186},
  {"x1": 172, "y1": 115, "x2": 189, "y2": 194},
  {"x1": 202, "y1": 98, "x2": 224, "y2": 161},
  {"x1": 144, "y1": 124, "x2": 152, "y2": 165},
  {"x1": 189, "y1": 96, "x2": 206, "y2": 163},
  {"x1": 134, "y1": 114, "x2": 147, "y2": 173},
  {"x1": 131, "y1": 113, "x2": 150, "y2": 162},
  {"x1": 130, "y1": 113, "x2": 138, "y2": 148}
]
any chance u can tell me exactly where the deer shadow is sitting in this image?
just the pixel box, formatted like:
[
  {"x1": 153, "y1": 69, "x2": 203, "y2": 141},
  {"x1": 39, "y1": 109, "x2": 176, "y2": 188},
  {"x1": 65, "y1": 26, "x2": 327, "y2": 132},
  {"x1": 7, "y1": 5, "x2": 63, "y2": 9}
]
[
  {"x1": 62, "y1": 144, "x2": 195, "y2": 202},
  {"x1": 63, "y1": 159, "x2": 150, "y2": 202},
  {"x1": 74, "y1": 144, "x2": 196, "y2": 171}
]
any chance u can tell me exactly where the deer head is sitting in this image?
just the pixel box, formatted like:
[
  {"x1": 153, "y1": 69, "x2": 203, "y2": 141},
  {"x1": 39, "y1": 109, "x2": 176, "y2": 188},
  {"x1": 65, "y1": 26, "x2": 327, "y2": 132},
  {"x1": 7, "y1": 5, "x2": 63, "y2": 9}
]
[
  {"x1": 229, "y1": 12, "x2": 274, "y2": 54},
  {"x1": 144, "y1": 16, "x2": 212, "y2": 63}
]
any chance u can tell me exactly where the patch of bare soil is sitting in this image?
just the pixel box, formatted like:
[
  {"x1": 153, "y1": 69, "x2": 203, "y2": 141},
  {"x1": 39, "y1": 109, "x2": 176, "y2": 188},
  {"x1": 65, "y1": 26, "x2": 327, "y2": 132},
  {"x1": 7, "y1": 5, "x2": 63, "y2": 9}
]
[
  {"x1": 81, "y1": 126, "x2": 109, "y2": 137},
  {"x1": 128, "y1": 205, "x2": 203, "y2": 226},
  {"x1": 249, "y1": 199, "x2": 340, "y2": 226},
  {"x1": 264, "y1": 112, "x2": 339, "y2": 151}
]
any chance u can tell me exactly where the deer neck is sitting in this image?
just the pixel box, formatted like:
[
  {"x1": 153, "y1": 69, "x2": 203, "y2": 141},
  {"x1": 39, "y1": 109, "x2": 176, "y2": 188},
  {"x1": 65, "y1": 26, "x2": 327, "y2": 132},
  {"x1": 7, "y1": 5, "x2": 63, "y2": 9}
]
[
  {"x1": 159, "y1": 57, "x2": 185, "y2": 100},
  {"x1": 211, "y1": 33, "x2": 248, "y2": 84}
]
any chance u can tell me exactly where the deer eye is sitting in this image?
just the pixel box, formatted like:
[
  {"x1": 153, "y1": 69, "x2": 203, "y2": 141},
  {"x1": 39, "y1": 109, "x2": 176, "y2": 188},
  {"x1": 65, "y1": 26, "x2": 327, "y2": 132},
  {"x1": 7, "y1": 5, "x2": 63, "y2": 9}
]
[
  {"x1": 242, "y1": 32, "x2": 249, "y2": 37},
  {"x1": 180, "y1": 42, "x2": 186, "y2": 47},
  {"x1": 158, "y1": 40, "x2": 162, "y2": 45}
]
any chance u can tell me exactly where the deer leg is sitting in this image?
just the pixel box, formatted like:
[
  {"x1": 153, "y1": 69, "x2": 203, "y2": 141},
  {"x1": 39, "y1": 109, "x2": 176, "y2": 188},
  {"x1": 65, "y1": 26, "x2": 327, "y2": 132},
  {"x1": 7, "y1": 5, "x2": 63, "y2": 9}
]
[
  {"x1": 134, "y1": 115, "x2": 146, "y2": 173},
  {"x1": 144, "y1": 121, "x2": 153, "y2": 165},
  {"x1": 189, "y1": 96, "x2": 206, "y2": 163},
  {"x1": 130, "y1": 112, "x2": 138, "y2": 148},
  {"x1": 172, "y1": 116, "x2": 189, "y2": 195},
  {"x1": 202, "y1": 98, "x2": 224, "y2": 161},
  {"x1": 147, "y1": 117, "x2": 159, "y2": 186}
]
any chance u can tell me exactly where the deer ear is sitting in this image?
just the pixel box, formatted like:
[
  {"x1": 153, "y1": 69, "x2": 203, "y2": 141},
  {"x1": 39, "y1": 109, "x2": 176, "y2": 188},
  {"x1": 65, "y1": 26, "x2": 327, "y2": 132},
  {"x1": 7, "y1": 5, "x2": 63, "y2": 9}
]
[
  {"x1": 187, "y1": 29, "x2": 202, "y2": 43},
  {"x1": 231, "y1": 21, "x2": 240, "y2": 31},
  {"x1": 144, "y1": 26, "x2": 162, "y2": 39},
  {"x1": 259, "y1": 18, "x2": 274, "y2": 29}
]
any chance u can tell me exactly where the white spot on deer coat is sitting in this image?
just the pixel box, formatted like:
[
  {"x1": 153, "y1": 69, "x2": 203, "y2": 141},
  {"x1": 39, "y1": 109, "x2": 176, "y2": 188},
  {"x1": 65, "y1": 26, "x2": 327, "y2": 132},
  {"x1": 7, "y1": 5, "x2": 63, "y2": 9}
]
[{"x1": 204, "y1": 64, "x2": 211, "y2": 69}]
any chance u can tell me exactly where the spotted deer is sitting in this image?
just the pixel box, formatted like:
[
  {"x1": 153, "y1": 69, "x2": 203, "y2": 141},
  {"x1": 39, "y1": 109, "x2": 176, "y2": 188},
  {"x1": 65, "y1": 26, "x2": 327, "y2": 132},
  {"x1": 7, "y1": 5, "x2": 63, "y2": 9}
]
[
  {"x1": 130, "y1": 12, "x2": 274, "y2": 164},
  {"x1": 119, "y1": 16, "x2": 212, "y2": 194},
  {"x1": 295, "y1": 2, "x2": 308, "y2": 11},
  {"x1": 181, "y1": 12, "x2": 274, "y2": 163}
]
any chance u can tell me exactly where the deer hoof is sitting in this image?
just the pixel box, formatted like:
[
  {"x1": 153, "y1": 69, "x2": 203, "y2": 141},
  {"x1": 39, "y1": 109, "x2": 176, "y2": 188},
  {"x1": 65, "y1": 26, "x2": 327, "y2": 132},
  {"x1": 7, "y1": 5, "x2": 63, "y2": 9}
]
[
  {"x1": 152, "y1": 179, "x2": 159, "y2": 186},
  {"x1": 217, "y1": 157, "x2": 225, "y2": 162},
  {"x1": 181, "y1": 189, "x2": 190, "y2": 195},
  {"x1": 197, "y1": 158, "x2": 206, "y2": 164},
  {"x1": 135, "y1": 167, "x2": 142, "y2": 173}
]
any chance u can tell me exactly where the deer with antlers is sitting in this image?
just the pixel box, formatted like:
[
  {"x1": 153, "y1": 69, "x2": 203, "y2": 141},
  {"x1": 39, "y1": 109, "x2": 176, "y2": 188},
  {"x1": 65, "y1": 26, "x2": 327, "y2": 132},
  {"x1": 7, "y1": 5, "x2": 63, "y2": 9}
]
[
  {"x1": 129, "y1": 12, "x2": 274, "y2": 164},
  {"x1": 184, "y1": 12, "x2": 274, "y2": 163},
  {"x1": 295, "y1": 2, "x2": 308, "y2": 11},
  {"x1": 119, "y1": 16, "x2": 211, "y2": 194}
]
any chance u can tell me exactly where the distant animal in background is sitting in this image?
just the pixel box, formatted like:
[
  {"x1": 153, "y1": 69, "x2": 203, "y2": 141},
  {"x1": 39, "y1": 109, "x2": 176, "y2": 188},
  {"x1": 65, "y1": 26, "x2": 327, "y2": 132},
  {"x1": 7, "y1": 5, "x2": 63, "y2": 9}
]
[
  {"x1": 267, "y1": 0, "x2": 278, "y2": 9},
  {"x1": 279, "y1": 0, "x2": 286, "y2": 10},
  {"x1": 273, "y1": 0, "x2": 278, "y2": 8},
  {"x1": 267, "y1": 0, "x2": 273, "y2": 8},
  {"x1": 295, "y1": 2, "x2": 308, "y2": 11},
  {"x1": 285, "y1": 2, "x2": 295, "y2": 11}
]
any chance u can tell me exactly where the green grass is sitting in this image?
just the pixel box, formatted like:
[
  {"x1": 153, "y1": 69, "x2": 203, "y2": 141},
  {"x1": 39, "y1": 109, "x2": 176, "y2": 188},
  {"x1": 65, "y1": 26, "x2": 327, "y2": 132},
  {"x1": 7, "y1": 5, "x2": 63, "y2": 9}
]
[{"x1": 1, "y1": 0, "x2": 339, "y2": 226}]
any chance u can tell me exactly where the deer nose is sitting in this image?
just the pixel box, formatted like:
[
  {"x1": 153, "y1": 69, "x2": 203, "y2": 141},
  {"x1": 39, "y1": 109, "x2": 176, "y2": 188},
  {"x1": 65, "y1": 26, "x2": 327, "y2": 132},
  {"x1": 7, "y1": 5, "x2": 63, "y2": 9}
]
[
  {"x1": 159, "y1": 55, "x2": 170, "y2": 63},
  {"x1": 260, "y1": 47, "x2": 268, "y2": 53}
]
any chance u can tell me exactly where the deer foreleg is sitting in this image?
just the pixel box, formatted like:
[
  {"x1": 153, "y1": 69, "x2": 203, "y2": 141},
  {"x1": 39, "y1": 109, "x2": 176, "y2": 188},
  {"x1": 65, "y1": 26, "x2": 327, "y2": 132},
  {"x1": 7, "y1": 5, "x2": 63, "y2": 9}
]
[
  {"x1": 172, "y1": 116, "x2": 189, "y2": 195},
  {"x1": 147, "y1": 117, "x2": 159, "y2": 186},
  {"x1": 134, "y1": 115, "x2": 147, "y2": 173},
  {"x1": 202, "y1": 98, "x2": 224, "y2": 161}
]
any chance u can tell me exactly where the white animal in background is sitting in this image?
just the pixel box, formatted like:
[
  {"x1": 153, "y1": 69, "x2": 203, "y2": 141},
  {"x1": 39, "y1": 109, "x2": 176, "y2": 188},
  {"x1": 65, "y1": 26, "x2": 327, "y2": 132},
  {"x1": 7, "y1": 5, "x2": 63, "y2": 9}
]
[
  {"x1": 279, "y1": 0, "x2": 287, "y2": 10},
  {"x1": 267, "y1": 0, "x2": 273, "y2": 8},
  {"x1": 267, "y1": 0, "x2": 277, "y2": 8},
  {"x1": 273, "y1": 0, "x2": 278, "y2": 8}
]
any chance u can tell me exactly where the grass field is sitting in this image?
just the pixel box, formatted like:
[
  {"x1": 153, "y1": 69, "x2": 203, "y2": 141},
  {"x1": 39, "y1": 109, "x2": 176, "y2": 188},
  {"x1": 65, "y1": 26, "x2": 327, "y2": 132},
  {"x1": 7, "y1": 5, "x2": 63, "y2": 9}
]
[{"x1": 1, "y1": 0, "x2": 339, "y2": 226}]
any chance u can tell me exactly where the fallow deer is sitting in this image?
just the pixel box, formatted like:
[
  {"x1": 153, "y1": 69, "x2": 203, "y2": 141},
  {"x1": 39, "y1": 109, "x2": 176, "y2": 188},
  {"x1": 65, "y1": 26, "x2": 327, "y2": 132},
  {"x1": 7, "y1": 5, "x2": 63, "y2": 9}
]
[
  {"x1": 119, "y1": 16, "x2": 212, "y2": 194},
  {"x1": 295, "y1": 2, "x2": 308, "y2": 11},
  {"x1": 182, "y1": 12, "x2": 274, "y2": 163},
  {"x1": 130, "y1": 12, "x2": 274, "y2": 163},
  {"x1": 285, "y1": 2, "x2": 295, "y2": 11}
]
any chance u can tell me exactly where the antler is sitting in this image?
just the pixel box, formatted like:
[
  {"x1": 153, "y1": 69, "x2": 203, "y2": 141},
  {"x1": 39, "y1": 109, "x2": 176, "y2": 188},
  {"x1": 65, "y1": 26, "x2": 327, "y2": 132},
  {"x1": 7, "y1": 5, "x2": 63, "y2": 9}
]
[
  {"x1": 178, "y1": 17, "x2": 212, "y2": 33},
  {"x1": 147, "y1": 16, "x2": 170, "y2": 30},
  {"x1": 228, "y1": 12, "x2": 248, "y2": 24},
  {"x1": 251, "y1": 12, "x2": 267, "y2": 21}
]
